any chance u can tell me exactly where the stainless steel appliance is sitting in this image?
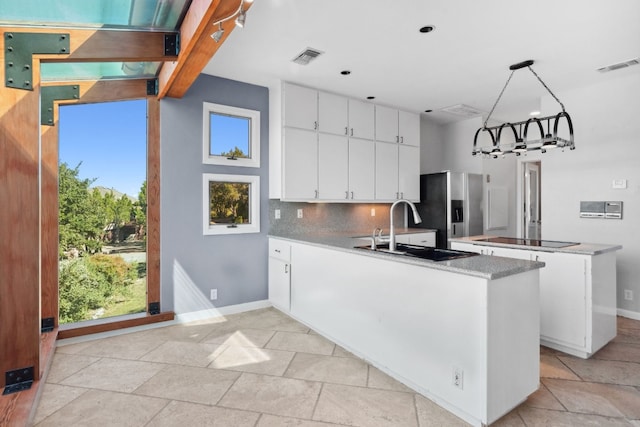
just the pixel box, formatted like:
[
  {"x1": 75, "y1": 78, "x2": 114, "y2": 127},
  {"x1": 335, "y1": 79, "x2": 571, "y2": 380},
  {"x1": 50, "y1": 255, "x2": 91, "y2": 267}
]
[{"x1": 408, "y1": 171, "x2": 484, "y2": 248}]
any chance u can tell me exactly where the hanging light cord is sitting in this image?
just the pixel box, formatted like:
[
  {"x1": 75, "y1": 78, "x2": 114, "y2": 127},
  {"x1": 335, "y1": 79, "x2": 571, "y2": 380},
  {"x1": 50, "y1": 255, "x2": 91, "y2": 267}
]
[
  {"x1": 527, "y1": 66, "x2": 565, "y2": 113},
  {"x1": 483, "y1": 63, "x2": 566, "y2": 129},
  {"x1": 483, "y1": 70, "x2": 515, "y2": 129},
  {"x1": 212, "y1": 0, "x2": 245, "y2": 27}
]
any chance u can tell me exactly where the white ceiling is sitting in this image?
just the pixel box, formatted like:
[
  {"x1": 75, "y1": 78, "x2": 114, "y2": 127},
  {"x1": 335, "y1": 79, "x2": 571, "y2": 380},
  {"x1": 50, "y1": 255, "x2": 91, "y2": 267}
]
[{"x1": 203, "y1": 0, "x2": 640, "y2": 124}]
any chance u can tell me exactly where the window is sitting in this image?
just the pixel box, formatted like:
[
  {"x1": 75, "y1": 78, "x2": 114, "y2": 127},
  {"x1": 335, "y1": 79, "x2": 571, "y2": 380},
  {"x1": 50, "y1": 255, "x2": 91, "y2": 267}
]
[
  {"x1": 203, "y1": 102, "x2": 260, "y2": 168},
  {"x1": 203, "y1": 174, "x2": 260, "y2": 235}
]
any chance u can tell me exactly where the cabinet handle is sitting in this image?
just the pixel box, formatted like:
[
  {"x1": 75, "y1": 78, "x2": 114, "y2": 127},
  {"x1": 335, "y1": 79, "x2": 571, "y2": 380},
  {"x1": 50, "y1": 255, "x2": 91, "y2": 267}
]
[
  {"x1": 285, "y1": 264, "x2": 289, "y2": 274},
  {"x1": 351, "y1": 191, "x2": 354, "y2": 199},
  {"x1": 396, "y1": 135, "x2": 399, "y2": 143},
  {"x1": 345, "y1": 127, "x2": 348, "y2": 135},
  {"x1": 345, "y1": 191, "x2": 349, "y2": 199},
  {"x1": 400, "y1": 192, "x2": 404, "y2": 198},
  {"x1": 275, "y1": 249, "x2": 281, "y2": 253},
  {"x1": 400, "y1": 136, "x2": 404, "y2": 144},
  {"x1": 350, "y1": 128, "x2": 354, "y2": 137},
  {"x1": 535, "y1": 255, "x2": 540, "y2": 261},
  {"x1": 315, "y1": 189, "x2": 319, "y2": 198},
  {"x1": 396, "y1": 192, "x2": 399, "y2": 199},
  {"x1": 314, "y1": 121, "x2": 318, "y2": 130}
]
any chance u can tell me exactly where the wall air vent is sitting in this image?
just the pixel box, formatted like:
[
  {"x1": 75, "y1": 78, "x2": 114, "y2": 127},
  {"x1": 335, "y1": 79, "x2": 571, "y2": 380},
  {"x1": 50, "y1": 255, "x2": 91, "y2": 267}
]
[
  {"x1": 440, "y1": 104, "x2": 484, "y2": 118},
  {"x1": 597, "y1": 58, "x2": 640, "y2": 73},
  {"x1": 292, "y1": 48, "x2": 324, "y2": 65}
]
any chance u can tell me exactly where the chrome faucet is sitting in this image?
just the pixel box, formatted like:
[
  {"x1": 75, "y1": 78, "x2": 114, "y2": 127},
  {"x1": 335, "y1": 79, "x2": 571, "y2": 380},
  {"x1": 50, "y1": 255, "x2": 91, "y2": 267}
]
[{"x1": 389, "y1": 199, "x2": 422, "y2": 252}]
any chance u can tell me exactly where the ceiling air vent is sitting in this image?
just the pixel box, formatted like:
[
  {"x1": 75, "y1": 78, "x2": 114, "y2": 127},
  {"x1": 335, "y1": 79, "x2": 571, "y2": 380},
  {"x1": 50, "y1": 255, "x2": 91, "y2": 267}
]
[
  {"x1": 597, "y1": 58, "x2": 640, "y2": 73},
  {"x1": 292, "y1": 48, "x2": 324, "y2": 65},
  {"x1": 440, "y1": 104, "x2": 484, "y2": 118}
]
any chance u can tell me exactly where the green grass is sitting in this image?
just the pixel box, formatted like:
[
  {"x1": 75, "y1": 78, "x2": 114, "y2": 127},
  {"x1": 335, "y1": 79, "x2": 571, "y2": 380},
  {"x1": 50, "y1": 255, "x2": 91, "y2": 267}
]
[{"x1": 100, "y1": 277, "x2": 147, "y2": 318}]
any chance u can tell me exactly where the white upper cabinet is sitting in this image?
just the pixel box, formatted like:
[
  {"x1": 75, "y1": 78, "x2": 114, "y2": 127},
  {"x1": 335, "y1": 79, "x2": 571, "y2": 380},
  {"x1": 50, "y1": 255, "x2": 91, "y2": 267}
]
[
  {"x1": 399, "y1": 145, "x2": 420, "y2": 201},
  {"x1": 318, "y1": 91, "x2": 348, "y2": 135},
  {"x1": 349, "y1": 139, "x2": 375, "y2": 200},
  {"x1": 282, "y1": 127, "x2": 318, "y2": 200},
  {"x1": 283, "y1": 83, "x2": 318, "y2": 131},
  {"x1": 348, "y1": 99, "x2": 375, "y2": 140},
  {"x1": 318, "y1": 134, "x2": 349, "y2": 200},
  {"x1": 375, "y1": 142, "x2": 400, "y2": 200},
  {"x1": 398, "y1": 110, "x2": 420, "y2": 146},
  {"x1": 375, "y1": 105, "x2": 399, "y2": 143}
]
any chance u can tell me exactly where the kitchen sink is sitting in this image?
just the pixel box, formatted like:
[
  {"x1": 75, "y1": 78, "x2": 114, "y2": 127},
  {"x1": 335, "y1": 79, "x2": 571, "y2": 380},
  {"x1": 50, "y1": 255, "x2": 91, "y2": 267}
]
[{"x1": 354, "y1": 243, "x2": 479, "y2": 261}]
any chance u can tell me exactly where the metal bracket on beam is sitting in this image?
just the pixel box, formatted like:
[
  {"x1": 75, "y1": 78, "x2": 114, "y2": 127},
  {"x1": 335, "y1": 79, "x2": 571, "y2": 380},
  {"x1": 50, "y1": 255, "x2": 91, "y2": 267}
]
[
  {"x1": 149, "y1": 302, "x2": 160, "y2": 315},
  {"x1": 41, "y1": 85, "x2": 80, "y2": 126},
  {"x1": 164, "y1": 33, "x2": 179, "y2": 56},
  {"x1": 3, "y1": 367, "x2": 34, "y2": 395},
  {"x1": 147, "y1": 78, "x2": 158, "y2": 96},
  {"x1": 41, "y1": 317, "x2": 55, "y2": 333},
  {"x1": 4, "y1": 32, "x2": 70, "y2": 91}
]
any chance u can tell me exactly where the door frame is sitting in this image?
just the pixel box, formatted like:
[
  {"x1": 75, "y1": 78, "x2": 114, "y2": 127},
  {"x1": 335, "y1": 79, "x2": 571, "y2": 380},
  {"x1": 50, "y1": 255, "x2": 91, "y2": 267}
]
[{"x1": 516, "y1": 159, "x2": 542, "y2": 239}]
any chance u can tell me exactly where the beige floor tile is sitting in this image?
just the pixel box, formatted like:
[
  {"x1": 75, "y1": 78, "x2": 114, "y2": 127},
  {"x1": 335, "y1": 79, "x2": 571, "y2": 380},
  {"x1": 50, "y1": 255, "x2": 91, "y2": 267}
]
[
  {"x1": 517, "y1": 406, "x2": 634, "y2": 426},
  {"x1": 313, "y1": 383, "x2": 418, "y2": 427},
  {"x1": 415, "y1": 394, "x2": 469, "y2": 426},
  {"x1": 543, "y1": 377, "x2": 640, "y2": 418},
  {"x1": 367, "y1": 366, "x2": 414, "y2": 393},
  {"x1": 142, "y1": 322, "x2": 221, "y2": 343},
  {"x1": 35, "y1": 389, "x2": 168, "y2": 427},
  {"x1": 46, "y1": 353, "x2": 100, "y2": 384},
  {"x1": 523, "y1": 383, "x2": 565, "y2": 411},
  {"x1": 201, "y1": 328, "x2": 275, "y2": 348},
  {"x1": 593, "y1": 342, "x2": 640, "y2": 363},
  {"x1": 209, "y1": 346, "x2": 295, "y2": 376},
  {"x1": 33, "y1": 383, "x2": 89, "y2": 424},
  {"x1": 140, "y1": 340, "x2": 225, "y2": 367},
  {"x1": 147, "y1": 401, "x2": 259, "y2": 427},
  {"x1": 219, "y1": 373, "x2": 322, "y2": 419},
  {"x1": 284, "y1": 352, "x2": 368, "y2": 386},
  {"x1": 559, "y1": 356, "x2": 640, "y2": 386},
  {"x1": 257, "y1": 414, "x2": 345, "y2": 427},
  {"x1": 266, "y1": 331, "x2": 335, "y2": 355},
  {"x1": 491, "y1": 409, "x2": 526, "y2": 426},
  {"x1": 333, "y1": 345, "x2": 357, "y2": 358},
  {"x1": 618, "y1": 317, "x2": 640, "y2": 330},
  {"x1": 614, "y1": 329, "x2": 640, "y2": 345},
  {"x1": 134, "y1": 365, "x2": 240, "y2": 405},
  {"x1": 540, "y1": 355, "x2": 581, "y2": 380},
  {"x1": 71, "y1": 331, "x2": 164, "y2": 360},
  {"x1": 54, "y1": 340, "x2": 96, "y2": 355},
  {"x1": 60, "y1": 357, "x2": 165, "y2": 393},
  {"x1": 234, "y1": 308, "x2": 310, "y2": 333}
]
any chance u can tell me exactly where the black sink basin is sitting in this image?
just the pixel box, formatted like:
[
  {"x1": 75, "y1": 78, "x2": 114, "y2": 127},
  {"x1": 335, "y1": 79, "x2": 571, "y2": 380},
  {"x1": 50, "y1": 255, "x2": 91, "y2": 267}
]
[{"x1": 354, "y1": 243, "x2": 479, "y2": 261}]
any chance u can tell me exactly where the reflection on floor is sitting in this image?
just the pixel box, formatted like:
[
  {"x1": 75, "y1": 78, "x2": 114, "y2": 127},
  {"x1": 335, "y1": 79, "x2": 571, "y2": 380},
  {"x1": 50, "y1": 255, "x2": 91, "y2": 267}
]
[{"x1": 35, "y1": 309, "x2": 640, "y2": 426}]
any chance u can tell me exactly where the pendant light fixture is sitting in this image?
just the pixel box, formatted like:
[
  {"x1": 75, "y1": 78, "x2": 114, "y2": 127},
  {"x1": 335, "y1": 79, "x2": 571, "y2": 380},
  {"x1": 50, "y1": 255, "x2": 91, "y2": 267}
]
[
  {"x1": 210, "y1": 0, "x2": 250, "y2": 42},
  {"x1": 473, "y1": 60, "x2": 575, "y2": 158}
]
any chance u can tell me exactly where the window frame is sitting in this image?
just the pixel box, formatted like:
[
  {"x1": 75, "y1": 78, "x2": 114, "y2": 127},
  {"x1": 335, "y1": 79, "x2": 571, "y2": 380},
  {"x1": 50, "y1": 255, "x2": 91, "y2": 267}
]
[
  {"x1": 202, "y1": 102, "x2": 261, "y2": 168},
  {"x1": 203, "y1": 173, "x2": 260, "y2": 235}
]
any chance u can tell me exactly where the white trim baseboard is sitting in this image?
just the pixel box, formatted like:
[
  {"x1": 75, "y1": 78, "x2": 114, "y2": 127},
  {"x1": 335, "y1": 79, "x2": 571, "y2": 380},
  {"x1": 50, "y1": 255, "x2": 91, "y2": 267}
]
[
  {"x1": 175, "y1": 300, "x2": 271, "y2": 323},
  {"x1": 617, "y1": 308, "x2": 640, "y2": 321}
]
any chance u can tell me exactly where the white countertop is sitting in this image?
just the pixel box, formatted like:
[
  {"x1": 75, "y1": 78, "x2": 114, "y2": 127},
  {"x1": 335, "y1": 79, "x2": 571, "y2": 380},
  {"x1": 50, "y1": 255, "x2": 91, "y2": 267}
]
[{"x1": 450, "y1": 235, "x2": 622, "y2": 255}]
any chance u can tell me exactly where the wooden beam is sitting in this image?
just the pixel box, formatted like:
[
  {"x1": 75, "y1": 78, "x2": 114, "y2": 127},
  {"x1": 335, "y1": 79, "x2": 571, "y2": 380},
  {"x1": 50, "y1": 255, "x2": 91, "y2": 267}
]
[
  {"x1": 57, "y1": 312, "x2": 175, "y2": 340},
  {"x1": 147, "y1": 97, "x2": 161, "y2": 306},
  {"x1": 158, "y1": 0, "x2": 254, "y2": 99},
  {"x1": 0, "y1": 35, "x2": 41, "y2": 390},
  {"x1": 2, "y1": 27, "x2": 178, "y2": 62}
]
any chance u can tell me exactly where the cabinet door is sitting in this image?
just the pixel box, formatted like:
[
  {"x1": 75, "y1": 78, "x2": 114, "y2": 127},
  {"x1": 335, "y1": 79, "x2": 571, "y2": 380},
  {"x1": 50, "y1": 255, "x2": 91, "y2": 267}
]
[
  {"x1": 319, "y1": 91, "x2": 348, "y2": 135},
  {"x1": 269, "y1": 257, "x2": 291, "y2": 312},
  {"x1": 318, "y1": 134, "x2": 349, "y2": 200},
  {"x1": 283, "y1": 83, "x2": 317, "y2": 131},
  {"x1": 375, "y1": 105, "x2": 398, "y2": 143},
  {"x1": 348, "y1": 99, "x2": 375, "y2": 140},
  {"x1": 348, "y1": 139, "x2": 375, "y2": 200},
  {"x1": 534, "y1": 252, "x2": 587, "y2": 348},
  {"x1": 375, "y1": 141, "x2": 399, "y2": 200},
  {"x1": 283, "y1": 128, "x2": 318, "y2": 200},
  {"x1": 395, "y1": 234, "x2": 412, "y2": 245},
  {"x1": 408, "y1": 232, "x2": 436, "y2": 247},
  {"x1": 398, "y1": 110, "x2": 420, "y2": 146},
  {"x1": 398, "y1": 145, "x2": 419, "y2": 201}
]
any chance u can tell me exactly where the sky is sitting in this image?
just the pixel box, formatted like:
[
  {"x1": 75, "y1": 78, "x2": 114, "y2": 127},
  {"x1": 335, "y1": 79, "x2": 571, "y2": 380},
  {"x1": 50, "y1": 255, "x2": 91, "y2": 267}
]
[{"x1": 59, "y1": 99, "x2": 147, "y2": 198}]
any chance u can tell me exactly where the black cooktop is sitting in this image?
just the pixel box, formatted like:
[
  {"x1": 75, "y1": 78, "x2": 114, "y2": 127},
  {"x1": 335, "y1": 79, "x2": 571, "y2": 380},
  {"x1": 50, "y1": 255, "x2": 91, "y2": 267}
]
[{"x1": 476, "y1": 237, "x2": 579, "y2": 248}]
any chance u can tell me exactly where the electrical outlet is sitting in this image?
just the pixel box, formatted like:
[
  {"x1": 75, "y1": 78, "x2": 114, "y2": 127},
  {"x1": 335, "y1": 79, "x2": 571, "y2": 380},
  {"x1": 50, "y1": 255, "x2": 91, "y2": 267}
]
[
  {"x1": 210, "y1": 289, "x2": 218, "y2": 300},
  {"x1": 371, "y1": 208, "x2": 376, "y2": 217},
  {"x1": 297, "y1": 209, "x2": 303, "y2": 219},
  {"x1": 452, "y1": 367, "x2": 464, "y2": 390},
  {"x1": 624, "y1": 290, "x2": 633, "y2": 301},
  {"x1": 275, "y1": 209, "x2": 281, "y2": 219}
]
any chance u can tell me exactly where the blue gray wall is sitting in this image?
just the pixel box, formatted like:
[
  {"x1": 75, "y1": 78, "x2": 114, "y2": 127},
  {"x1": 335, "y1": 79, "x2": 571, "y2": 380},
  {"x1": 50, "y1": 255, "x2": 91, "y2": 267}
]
[{"x1": 160, "y1": 74, "x2": 269, "y2": 314}]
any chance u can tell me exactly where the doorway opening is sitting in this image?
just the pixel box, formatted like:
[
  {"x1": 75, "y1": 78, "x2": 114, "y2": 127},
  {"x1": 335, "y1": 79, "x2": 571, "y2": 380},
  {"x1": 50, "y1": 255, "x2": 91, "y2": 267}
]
[
  {"x1": 58, "y1": 99, "x2": 148, "y2": 324},
  {"x1": 522, "y1": 161, "x2": 542, "y2": 240}
]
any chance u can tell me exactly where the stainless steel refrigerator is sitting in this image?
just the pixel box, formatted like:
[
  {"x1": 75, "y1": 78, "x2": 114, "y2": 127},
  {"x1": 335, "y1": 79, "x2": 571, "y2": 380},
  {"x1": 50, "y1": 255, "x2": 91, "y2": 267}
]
[{"x1": 408, "y1": 171, "x2": 484, "y2": 248}]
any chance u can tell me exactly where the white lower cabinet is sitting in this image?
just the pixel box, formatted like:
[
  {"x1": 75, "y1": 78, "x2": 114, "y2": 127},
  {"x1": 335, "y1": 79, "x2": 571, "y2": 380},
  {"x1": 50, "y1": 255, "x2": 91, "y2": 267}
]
[
  {"x1": 450, "y1": 241, "x2": 617, "y2": 358},
  {"x1": 396, "y1": 232, "x2": 436, "y2": 247},
  {"x1": 268, "y1": 239, "x2": 291, "y2": 312}
]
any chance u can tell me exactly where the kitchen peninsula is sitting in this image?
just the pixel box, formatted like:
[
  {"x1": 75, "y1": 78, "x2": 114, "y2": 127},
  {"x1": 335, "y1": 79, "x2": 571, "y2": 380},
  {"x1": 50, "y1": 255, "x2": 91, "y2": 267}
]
[
  {"x1": 451, "y1": 236, "x2": 622, "y2": 359},
  {"x1": 268, "y1": 230, "x2": 545, "y2": 426}
]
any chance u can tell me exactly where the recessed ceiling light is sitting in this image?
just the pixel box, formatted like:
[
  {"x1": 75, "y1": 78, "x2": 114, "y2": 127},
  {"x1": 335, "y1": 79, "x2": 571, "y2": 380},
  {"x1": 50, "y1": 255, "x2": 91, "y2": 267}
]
[
  {"x1": 419, "y1": 25, "x2": 435, "y2": 33},
  {"x1": 367, "y1": 96, "x2": 375, "y2": 100},
  {"x1": 340, "y1": 70, "x2": 351, "y2": 75},
  {"x1": 424, "y1": 109, "x2": 433, "y2": 113},
  {"x1": 530, "y1": 111, "x2": 541, "y2": 116}
]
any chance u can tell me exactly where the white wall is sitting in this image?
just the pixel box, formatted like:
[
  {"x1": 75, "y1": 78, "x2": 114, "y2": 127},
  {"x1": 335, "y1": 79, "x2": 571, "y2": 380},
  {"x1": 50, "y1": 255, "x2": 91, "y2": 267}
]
[{"x1": 420, "y1": 117, "x2": 445, "y2": 173}]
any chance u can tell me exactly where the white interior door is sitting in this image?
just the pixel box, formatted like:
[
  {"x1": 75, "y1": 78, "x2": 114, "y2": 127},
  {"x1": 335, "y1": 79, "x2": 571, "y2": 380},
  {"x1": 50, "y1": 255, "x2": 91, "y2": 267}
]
[{"x1": 524, "y1": 162, "x2": 541, "y2": 240}]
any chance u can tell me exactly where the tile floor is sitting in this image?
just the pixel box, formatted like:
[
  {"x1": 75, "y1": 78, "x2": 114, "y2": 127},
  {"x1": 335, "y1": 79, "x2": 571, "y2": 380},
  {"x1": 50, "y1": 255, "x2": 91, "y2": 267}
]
[{"x1": 34, "y1": 309, "x2": 640, "y2": 426}]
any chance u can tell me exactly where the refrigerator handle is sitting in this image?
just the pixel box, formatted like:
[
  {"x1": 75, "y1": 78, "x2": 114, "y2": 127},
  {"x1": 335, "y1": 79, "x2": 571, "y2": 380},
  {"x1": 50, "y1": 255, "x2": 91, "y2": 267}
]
[{"x1": 453, "y1": 224, "x2": 456, "y2": 235}]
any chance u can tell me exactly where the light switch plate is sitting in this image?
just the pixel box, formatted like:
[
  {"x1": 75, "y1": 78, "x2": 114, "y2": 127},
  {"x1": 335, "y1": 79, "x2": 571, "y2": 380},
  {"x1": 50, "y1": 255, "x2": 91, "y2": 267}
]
[
  {"x1": 275, "y1": 209, "x2": 281, "y2": 219},
  {"x1": 612, "y1": 179, "x2": 627, "y2": 189}
]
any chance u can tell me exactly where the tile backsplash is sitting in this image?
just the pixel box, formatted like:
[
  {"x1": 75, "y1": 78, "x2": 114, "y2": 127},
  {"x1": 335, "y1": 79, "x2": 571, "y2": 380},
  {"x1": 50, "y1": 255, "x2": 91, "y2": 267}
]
[{"x1": 269, "y1": 199, "x2": 403, "y2": 235}]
